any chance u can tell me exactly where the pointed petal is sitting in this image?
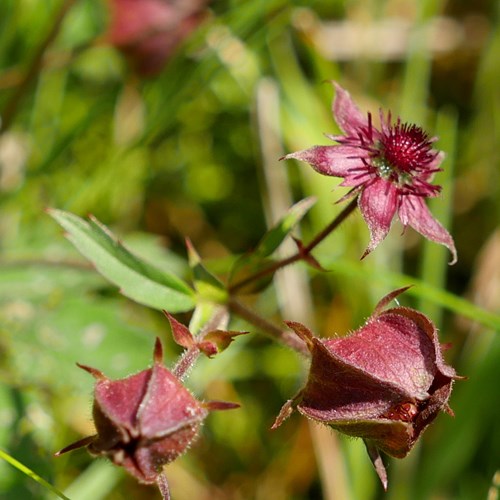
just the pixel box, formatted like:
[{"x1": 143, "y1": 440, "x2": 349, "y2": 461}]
[
  {"x1": 427, "y1": 150, "x2": 445, "y2": 171},
  {"x1": 282, "y1": 145, "x2": 367, "y2": 178},
  {"x1": 399, "y1": 196, "x2": 457, "y2": 264},
  {"x1": 331, "y1": 82, "x2": 369, "y2": 136},
  {"x1": 358, "y1": 180, "x2": 398, "y2": 259}
]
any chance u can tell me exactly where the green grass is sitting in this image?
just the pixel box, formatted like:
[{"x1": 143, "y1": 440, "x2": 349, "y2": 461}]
[{"x1": 0, "y1": 0, "x2": 498, "y2": 499}]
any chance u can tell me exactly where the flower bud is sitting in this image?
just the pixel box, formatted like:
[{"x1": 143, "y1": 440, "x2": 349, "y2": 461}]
[
  {"x1": 273, "y1": 287, "x2": 461, "y2": 489},
  {"x1": 56, "y1": 338, "x2": 238, "y2": 486}
]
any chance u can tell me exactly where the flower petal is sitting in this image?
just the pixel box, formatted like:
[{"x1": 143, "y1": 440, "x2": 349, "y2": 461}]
[
  {"x1": 399, "y1": 196, "x2": 457, "y2": 264},
  {"x1": 358, "y1": 179, "x2": 398, "y2": 259},
  {"x1": 282, "y1": 145, "x2": 367, "y2": 178},
  {"x1": 332, "y1": 82, "x2": 369, "y2": 136}
]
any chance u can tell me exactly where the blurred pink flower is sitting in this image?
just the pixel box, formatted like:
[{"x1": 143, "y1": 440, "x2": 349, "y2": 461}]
[
  {"x1": 282, "y1": 83, "x2": 457, "y2": 263},
  {"x1": 106, "y1": 0, "x2": 209, "y2": 76}
]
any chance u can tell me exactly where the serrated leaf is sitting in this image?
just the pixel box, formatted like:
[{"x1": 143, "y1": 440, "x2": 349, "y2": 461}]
[{"x1": 48, "y1": 209, "x2": 195, "y2": 312}]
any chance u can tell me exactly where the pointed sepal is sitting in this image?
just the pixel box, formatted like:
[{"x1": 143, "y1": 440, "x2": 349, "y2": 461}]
[
  {"x1": 365, "y1": 442, "x2": 388, "y2": 491},
  {"x1": 164, "y1": 311, "x2": 195, "y2": 349}
]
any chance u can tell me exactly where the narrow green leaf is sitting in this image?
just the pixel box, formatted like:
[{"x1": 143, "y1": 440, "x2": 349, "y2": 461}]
[
  {"x1": 227, "y1": 198, "x2": 316, "y2": 294},
  {"x1": 49, "y1": 209, "x2": 195, "y2": 312},
  {"x1": 0, "y1": 448, "x2": 70, "y2": 500},
  {"x1": 256, "y1": 196, "x2": 316, "y2": 257},
  {"x1": 186, "y1": 239, "x2": 227, "y2": 303},
  {"x1": 228, "y1": 253, "x2": 275, "y2": 294}
]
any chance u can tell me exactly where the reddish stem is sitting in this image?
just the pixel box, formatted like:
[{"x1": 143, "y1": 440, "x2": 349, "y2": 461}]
[
  {"x1": 228, "y1": 298, "x2": 309, "y2": 356},
  {"x1": 172, "y1": 307, "x2": 228, "y2": 379},
  {"x1": 156, "y1": 471, "x2": 171, "y2": 500},
  {"x1": 228, "y1": 197, "x2": 358, "y2": 294}
]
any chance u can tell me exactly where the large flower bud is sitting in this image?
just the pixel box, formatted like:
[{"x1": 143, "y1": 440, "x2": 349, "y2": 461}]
[{"x1": 273, "y1": 287, "x2": 461, "y2": 489}]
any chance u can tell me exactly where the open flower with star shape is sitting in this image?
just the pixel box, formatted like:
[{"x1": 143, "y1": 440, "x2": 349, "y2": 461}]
[{"x1": 282, "y1": 82, "x2": 457, "y2": 264}]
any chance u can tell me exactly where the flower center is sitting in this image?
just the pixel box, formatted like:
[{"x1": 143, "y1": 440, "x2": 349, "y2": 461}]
[{"x1": 373, "y1": 122, "x2": 436, "y2": 187}]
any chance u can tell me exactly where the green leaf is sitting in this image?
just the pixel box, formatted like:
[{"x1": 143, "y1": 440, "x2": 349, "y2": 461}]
[
  {"x1": 186, "y1": 239, "x2": 227, "y2": 303},
  {"x1": 256, "y1": 196, "x2": 316, "y2": 257},
  {"x1": 48, "y1": 209, "x2": 195, "y2": 312},
  {"x1": 228, "y1": 253, "x2": 275, "y2": 294},
  {"x1": 227, "y1": 198, "x2": 316, "y2": 294},
  {"x1": 0, "y1": 448, "x2": 70, "y2": 500}
]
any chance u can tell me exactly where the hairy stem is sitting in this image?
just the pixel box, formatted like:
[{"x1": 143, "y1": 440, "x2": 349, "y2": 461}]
[
  {"x1": 156, "y1": 472, "x2": 171, "y2": 500},
  {"x1": 172, "y1": 306, "x2": 229, "y2": 379},
  {"x1": 228, "y1": 298, "x2": 309, "y2": 356},
  {"x1": 228, "y1": 197, "x2": 358, "y2": 294}
]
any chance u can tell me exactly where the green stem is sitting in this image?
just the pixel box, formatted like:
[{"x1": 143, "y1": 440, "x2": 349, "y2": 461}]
[{"x1": 229, "y1": 197, "x2": 358, "y2": 294}]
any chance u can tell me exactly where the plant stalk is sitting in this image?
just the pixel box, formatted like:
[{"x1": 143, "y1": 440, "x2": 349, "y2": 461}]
[{"x1": 228, "y1": 197, "x2": 358, "y2": 294}]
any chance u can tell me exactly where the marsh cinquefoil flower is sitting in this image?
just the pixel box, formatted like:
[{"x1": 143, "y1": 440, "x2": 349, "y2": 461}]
[
  {"x1": 273, "y1": 287, "x2": 460, "y2": 489},
  {"x1": 282, "y1": 83, "x2": 457, "y2": 263}
]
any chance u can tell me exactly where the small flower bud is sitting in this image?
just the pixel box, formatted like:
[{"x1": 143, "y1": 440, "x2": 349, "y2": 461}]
[
  {"x1": 56, "y1": 338, "x2": 238, "y2": 486},
  {"x1": 273, "y1": 287, "x2": 462, "y2": 489}
]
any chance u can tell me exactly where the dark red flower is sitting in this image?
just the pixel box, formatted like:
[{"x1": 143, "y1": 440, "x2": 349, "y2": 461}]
[
  {"x1": 56, "y1": 338, "x2": 238, "y2": 490},
  {"x1": 273, "y1": 287, "x2": 461, "y2": 489},
  {"x1": 282, "y1": 83, "x2": 457, "y2": 263},
  {"x1": 105, "y1": 0, "x2": 209, "y2": 76}
]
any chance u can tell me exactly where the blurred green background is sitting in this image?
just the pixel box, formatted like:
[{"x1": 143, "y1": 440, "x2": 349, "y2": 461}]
[{"x1": 0, "y1": 0, "x2": 499, "y2": 499}]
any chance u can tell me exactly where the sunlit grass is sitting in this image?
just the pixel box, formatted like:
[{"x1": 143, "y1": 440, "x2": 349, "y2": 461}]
[{"x1": 0, "y1": 0, "x2": 498, "y2": 498}]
